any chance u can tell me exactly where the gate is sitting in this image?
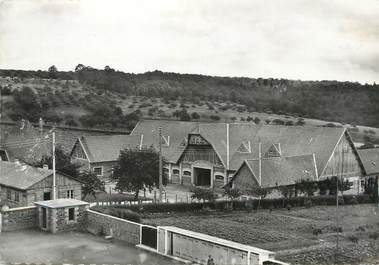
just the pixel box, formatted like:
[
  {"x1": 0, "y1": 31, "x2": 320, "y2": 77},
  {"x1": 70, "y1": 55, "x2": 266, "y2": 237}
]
[{"x1": 141, "y1": 226, "x2": 157, "y2": 249}]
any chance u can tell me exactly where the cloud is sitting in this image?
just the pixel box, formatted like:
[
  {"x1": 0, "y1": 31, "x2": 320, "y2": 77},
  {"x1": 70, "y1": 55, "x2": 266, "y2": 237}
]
[{"x1": 0, "y1": 0, "x2": 378, "y2": 83}]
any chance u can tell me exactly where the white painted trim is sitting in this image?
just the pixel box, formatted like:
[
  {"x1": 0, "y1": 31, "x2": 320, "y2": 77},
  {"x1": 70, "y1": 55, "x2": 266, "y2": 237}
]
[
  {"x1": 92, "y1": 166, "x2": 104, "y2": 177},
  {"x1": 319, "y1": 128, "x2": 346, "y2": 178},
  {"x1": 139, "y1": 134, "x2": 144, "y2": 150},
  {"x1": 258, "y1": 143, "x2": 262, "y2": 186},
  {"x1": 312, "y1": 153, "x2": 319, "y2": 180},
  {"x1": 78, "y1": 137, "x2": 92, "y2": 163},
  {"x1": 226, "y1": 123, "x2": 230, "y2": 170},
  {"x1": 130, "y1": 120, "x2": 141, "y2": 135}
]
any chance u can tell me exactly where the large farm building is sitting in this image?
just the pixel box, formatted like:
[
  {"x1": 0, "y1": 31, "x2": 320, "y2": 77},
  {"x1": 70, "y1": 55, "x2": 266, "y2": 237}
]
[{"x1": 70, "y1": 120, "x2": 366, "y2": 194}]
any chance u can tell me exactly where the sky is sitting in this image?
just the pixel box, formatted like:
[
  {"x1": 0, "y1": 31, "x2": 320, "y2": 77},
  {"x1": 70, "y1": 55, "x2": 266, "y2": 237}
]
[{"x1": 0, "y1": 0, "x2": 378, "y2": 83}]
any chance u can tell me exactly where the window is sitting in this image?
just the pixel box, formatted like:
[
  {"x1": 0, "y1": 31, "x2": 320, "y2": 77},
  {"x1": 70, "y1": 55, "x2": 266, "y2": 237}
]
[
  {"x1": 66, "y1": 190, "x2": 74, "y2": 199},
  {"x1": 7, "y1": 189, "x2": 11, "y2": 200},
  {"x1": 183, "y1": 170, "x2": 191, "y2": 176},
  {"x1": 93, "y1": 167, "x2": 103, "y2": 176},
  {"x1": 172, "y1": 169, "x2": 180, "y2": 175},
  {"x1": 236, "y1": 141, "x2": 251, "y2": 153},
  {"x1": 43, "y1": 192, "x2": 51, "y2": 200},
  {"x1": 215, "y1": 175, "x2": 224, "y2": 181},
  {"x1": 15, "y1": 192, "x2": 19, "y2": 202},
  {"x1": 264, "y1": 143, "x2": 281, "y2": 158},
  {"x1": 68, "y1": 208, "x2": 75, "y2": 221}
]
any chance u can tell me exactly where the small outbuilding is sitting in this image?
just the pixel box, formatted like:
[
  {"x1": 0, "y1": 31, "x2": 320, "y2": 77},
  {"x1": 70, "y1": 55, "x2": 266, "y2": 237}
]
[
  {"x1": 34, "y1": 199, "x2": 89, "y2": 234},
  {"x1": 0, "y1": 161, "x2": 83, "y2": 208}
]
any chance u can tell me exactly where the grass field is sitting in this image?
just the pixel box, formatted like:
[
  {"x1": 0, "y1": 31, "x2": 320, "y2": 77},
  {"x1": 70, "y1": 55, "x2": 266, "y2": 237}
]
[{"x1": 143, "y1": 204, "x2": 379, "y2": 265}]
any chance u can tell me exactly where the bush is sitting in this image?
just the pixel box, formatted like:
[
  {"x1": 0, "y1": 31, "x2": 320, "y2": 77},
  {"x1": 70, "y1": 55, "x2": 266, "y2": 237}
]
[
  {"x1": 369, "y1": 232, "x2": 379, "y2": 240},
  {"x1": 191, "y1": 187, "x2": 217, "y2": 202},
  {"x1": 313, "y1": 228, "x2": 322, "y2": 236},
  {"x1": 93, "y1": 207, "x2": 141, "y2": 223},
  {"x1": 347, "y1": 235, "x2": 359, "y2": 244},
  {"x1": 210, "y1": 115, "x2": 220, "y2": 121}
]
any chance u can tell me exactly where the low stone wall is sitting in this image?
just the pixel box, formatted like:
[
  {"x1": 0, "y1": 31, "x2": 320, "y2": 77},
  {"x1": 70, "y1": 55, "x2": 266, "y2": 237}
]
[
  {"x1": 86, "y1": 209, "x2": 141, "y2": 245},
  {"x1": 1, "y1": 206, "x2": 37, "y2": 232}
]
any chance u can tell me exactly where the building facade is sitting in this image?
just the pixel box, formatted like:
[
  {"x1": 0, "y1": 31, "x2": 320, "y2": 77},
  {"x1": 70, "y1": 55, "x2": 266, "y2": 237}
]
[
  {"x1": 130, "y1": 120, "x2": 365, "y2": 192},
  {"x1": 0, "y1": 161, "x2": 83, "y2": 208},
  {"x1": 70, "y1": 134, "x2": 142, "y2": 182}
]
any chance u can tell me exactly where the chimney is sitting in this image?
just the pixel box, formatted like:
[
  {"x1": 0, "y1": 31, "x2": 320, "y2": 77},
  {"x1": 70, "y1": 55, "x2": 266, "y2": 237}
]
[{"x1": 43, "y1": 164, "x2": 49, "y2": 170}]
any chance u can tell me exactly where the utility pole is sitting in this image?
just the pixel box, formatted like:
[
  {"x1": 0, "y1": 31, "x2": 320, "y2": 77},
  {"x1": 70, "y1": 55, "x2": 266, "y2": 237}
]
[
  {"x1": 52, "y1": 127, "x2": 57, "y2": 200},
  {"x1": 336, "y1": 146, "x2": 345, "y2": 264},
  {"x1": 158, "y1": 126, "x2": 163, "y2": 202}
]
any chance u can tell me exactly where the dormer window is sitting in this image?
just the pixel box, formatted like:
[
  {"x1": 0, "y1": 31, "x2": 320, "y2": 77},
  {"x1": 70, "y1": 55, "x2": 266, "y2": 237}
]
[
  {"x1": 160, "y1": 135, "x2": 170, "y2": 147},
  {"x1": 237, "y1": 141, "x2": 251, "y2": 153},
  {"x1": 265, "y1": 143, "x2": 281, "y2": 157}
]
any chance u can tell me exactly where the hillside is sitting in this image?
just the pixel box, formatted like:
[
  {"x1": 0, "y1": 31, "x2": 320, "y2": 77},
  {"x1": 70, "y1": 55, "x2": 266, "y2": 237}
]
[{"x1": 1, "y1": 67, "x2": 379, "y2": 146}]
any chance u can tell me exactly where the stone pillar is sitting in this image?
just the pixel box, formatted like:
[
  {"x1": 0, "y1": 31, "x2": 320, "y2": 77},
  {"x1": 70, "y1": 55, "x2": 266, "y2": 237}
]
[{"x1": 51, "y1": 208, "x2": 57, "y2": 233}]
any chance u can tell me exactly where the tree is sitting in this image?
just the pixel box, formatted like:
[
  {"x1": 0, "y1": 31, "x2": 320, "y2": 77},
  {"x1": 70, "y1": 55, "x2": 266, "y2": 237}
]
[
  {"x1": 295, "y1": 179, "x2": 318, "y2": 197},
  {"x1": 173, "y1": 108, "x2": 191, "y2": 121},
  {"x1": 191, "y1": 187, "x2": 216, "y2": 202},
  {"x1": 224, "y1": 187, "x2": 241, "y2": 200},
  {"x1": 253, "y1": 117, "x2": 261, "y2": 124},
  {"x1": 113, "y1": 148, "x2": 166, "y2": 199},
  {"x1": 30, "y1": 146, "x2": 104, "y2": 199},
  {"x1": 191, "y1": 112, "x2": 200, "y2": 119},
  {"x1": 10, "y1": 86, "x2": 42, "y2": 122},
  {"x1": 48, "y1": 65, "x2": 58, "y2": 79},
  {"x1": 247, "y1": 187, "x2": 271, "y2": 198},
  {"x1": 78, "y1": 171, "x2": 105, "y2": 198},
  {"x1": 75, "y1": 64, "x2": 85, "y2": 72}
]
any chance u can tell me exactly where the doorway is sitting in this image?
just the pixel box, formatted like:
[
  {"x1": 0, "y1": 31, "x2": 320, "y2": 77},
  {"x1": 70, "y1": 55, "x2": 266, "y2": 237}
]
[
  {"x1": 194, "y1": 167, "x2": 211, "y2": 186},
  {"x1": 141, "y1": 226, "x2": 157, "y2": 249},
  {"x1": 42, "y1": 207, "x2": 47, "y2": 229}
]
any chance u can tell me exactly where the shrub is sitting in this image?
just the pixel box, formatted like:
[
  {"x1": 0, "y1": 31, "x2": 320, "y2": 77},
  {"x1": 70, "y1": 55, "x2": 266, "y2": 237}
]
[
  {"x1": 304, "y1": 198, "x2": 313, "y2": 208},
  {"x1": 191, "y1": 112, "x2": 201, "y2": 119},
  {"x1": 210, "y1": 115, "x2": 221, "y2": 121},
  {"x1": 369, "y1": 232, "x2": 379, "y2": 240},
  {"x1": 313, "y1": 228, "x2": 322, "y2": 236},
  {"x1": 191, "y1": 187, "x2": 217, "y2": 202},
  {"x1": 347, "y1": 235, "x2": 359, "y2": 244},
  {"x1": 355, "y1": 226, "x2": 366, "y2": 232}
]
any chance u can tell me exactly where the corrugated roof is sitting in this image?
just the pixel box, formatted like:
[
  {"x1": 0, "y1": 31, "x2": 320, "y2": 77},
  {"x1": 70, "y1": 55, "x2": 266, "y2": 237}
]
[
  {"x1": 80, "y1": 134, "x2": 142, "y2": 162},
  {"x1": 357, "y1": 148, "x2": 379, "y2": 175},
  {"x1": 243, "y1": 154, "x2": 318, "y2": 187},
  {"x1": 0, "y1": 160, "x2": 53, "y2": 190}
]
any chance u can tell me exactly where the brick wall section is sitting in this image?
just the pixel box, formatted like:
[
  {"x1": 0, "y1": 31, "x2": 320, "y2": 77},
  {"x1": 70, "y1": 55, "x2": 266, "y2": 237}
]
[
  {"x1": 86, "y1": 209, "x2": 141, "y2": 245},
  {"x1": 1, "y1": 206, "x2": 37, "y2": 232}
]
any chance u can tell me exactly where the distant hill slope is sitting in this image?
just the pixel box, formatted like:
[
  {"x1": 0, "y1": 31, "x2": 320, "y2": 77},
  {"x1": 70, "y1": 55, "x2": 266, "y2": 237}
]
[
  {"x1": 1, "y1": 67, "x2": 379, "y2": 128},
  {"x1": 1, "y1": 67, "x2": 379, "y2": 147}
]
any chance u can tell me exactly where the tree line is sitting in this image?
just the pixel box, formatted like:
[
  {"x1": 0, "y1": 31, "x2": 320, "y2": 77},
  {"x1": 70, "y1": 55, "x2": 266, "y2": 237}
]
[{"x1": 1, "y1": 65, "x2": 379, "y2": 127}]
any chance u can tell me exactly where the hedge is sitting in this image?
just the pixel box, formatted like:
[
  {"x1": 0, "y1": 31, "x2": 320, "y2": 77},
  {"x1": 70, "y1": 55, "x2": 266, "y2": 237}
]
[{"x1": 92, "y1": 194, "x2": 376, "y2": 214}]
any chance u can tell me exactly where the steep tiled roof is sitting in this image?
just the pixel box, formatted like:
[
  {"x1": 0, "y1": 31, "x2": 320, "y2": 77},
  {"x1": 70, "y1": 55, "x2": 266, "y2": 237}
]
[
  {"x1": 242, "y1": 154, "x2": 318, "y2": 188},
  {"x1": 79, "y1": 134, "x2": 142, "y2": 162},
  {"x1": 131, "y1": 120, "x2": 200, "y2": 163},
  {"x1": 131, "y1": 120, "x2": 347, "y2": 178},
  {"x1": 357, "y1": 148, "x2": 379, "y2": 175},
  {"x1": 0, "y1": 121, "x2": 129, "y2": 163},
  {"x1": 0, "y1": 160, "x2": 53, "y2": 190}
]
